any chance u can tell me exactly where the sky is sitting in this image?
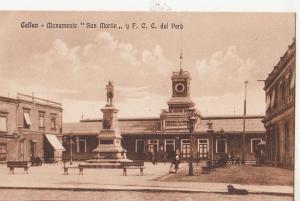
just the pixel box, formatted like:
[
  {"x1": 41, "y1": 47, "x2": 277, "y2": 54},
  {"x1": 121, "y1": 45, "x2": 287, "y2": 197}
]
[{"x1": 0, "y1": 12, "x2": 295, "y2": 122}]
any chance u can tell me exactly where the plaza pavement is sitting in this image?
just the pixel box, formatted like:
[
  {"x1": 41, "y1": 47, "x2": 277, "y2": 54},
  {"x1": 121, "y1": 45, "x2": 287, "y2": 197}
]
[{"x1": 0, "y1": 162, "x2": 293, "y2": 196}]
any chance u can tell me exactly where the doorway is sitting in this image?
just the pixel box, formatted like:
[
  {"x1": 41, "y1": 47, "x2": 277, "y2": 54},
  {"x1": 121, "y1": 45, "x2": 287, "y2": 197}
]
[
  {"x1": 181, "y1": 139, "x2": 191, "y2": 159},
  {"x1": 198, "y1": 139, "x2": 209, "y2": 159}
]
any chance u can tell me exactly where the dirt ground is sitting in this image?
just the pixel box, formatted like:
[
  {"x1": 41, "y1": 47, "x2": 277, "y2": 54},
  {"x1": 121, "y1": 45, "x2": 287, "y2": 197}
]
[
  {"x1": 0, "y1": 189, "x2": 293, "y2": 201},
  {"x1": 158, "y1": 164, "x2": 294, "y2": 186}
]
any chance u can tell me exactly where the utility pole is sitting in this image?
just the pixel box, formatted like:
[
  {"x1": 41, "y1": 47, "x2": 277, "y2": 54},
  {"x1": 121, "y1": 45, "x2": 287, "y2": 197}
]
[{"x1": 242, "y1": 81, "x2": 248, "y2": 164}]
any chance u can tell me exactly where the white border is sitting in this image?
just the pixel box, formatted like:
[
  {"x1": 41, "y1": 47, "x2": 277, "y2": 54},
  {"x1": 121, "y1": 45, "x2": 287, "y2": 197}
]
[{"x1": 0, "y1": 0, "x2": 297, "y2": 12}]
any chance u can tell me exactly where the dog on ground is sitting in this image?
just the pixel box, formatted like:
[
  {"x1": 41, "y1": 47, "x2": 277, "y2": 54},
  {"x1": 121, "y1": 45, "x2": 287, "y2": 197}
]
[{"x1": 227, "y1": 184, "x2": 248, "y2": 195}]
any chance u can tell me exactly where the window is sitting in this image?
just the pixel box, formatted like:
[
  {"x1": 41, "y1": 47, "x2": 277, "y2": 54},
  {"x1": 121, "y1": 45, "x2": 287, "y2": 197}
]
[
  {"x1": 181, "y1": 139, "x2": 191, "y2": 158},
  {"x1": 251, "y1": 138, "x2": 262, "y2": 153},
  {"x1": 284, "y1": 122, "x2": 289, "y2": 153},
  {"x1": 76, "y1": 137, "x2": 87, "y2": 153},
  {"x1": 51, "y1": 115, "x2": 56, "y2": 131},
  {"x1": 280, "y1": 80, "x2": 285, "y2": 105},
  {"x1": 164, "y1": 139, "x2": 175, "y2": 152},
  {"x1": 23, "y1": 110, "x2": 31, "y2": 129},
  {"x1": 198, "y1": 139, "x2": 209, "y2": 158},
  {"x1": 216, "y1": 138, "x2": 227, "y2": 153},
  {"x1": 39, "y1": 113, "x2": 45, "y2": 130},
  {"x1": 0, "y1": 143, "x2": 7, "y2": 161},
  {"x1": 0, "y1": 116, "x2": 7, "y2": 132}
]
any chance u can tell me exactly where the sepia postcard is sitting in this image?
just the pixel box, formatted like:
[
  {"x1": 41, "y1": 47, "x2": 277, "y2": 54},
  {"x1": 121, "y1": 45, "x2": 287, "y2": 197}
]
[{"x1": 0, "y1": 11, "x2": 296, "y2": 201}]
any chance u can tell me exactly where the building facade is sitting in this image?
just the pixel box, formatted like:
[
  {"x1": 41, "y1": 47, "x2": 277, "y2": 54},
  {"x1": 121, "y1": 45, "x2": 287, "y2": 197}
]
[
  {"x1": 0, "y1": 93, "x2": 64, "y2": 162},
  {"x1": 263, "y1": 39, "x2": 295, "y2": 168},
  {"x1": 63, "y1": 69, "x2": 265, "y2": 163}
]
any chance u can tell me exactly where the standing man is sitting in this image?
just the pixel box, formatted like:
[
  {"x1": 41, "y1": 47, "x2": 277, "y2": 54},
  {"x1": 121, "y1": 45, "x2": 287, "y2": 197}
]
[{"x1": 106, "y1": 81, "x2": 114, "y2": 106}]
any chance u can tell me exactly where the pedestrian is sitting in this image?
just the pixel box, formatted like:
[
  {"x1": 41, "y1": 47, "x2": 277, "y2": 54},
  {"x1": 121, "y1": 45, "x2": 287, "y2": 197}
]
[
  {"x1": 175, "y1": 149, "x2": 180, "y2": 173},
  {"x1": 169, "y1": 150, "x2": 176, "y2": 173},
  {"x1": 235, "y1": 154, "x2": 241, "y2": 165},
  {"x1": 151, "y1": 149, "x2": 156, "y2": 165}
]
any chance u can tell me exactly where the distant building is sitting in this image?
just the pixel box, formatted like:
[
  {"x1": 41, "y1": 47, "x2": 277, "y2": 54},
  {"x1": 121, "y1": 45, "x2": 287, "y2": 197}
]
[
  {"x1": 263, "y1": 39, "x2": 295, "y2": 168},
  {"x1": 0, "y1": 93, "x2": 64, "y2": 162},
  {"x1": 63, "y1": 68, "x2": 265, "y2": 163}
]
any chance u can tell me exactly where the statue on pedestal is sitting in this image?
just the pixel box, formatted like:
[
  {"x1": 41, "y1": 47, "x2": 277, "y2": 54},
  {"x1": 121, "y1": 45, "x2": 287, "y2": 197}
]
[
  {"x1": 82, "y1": 81, "x2": 131, "y2": 167},
  {"x1": 106, "y1": 81, "x2": 114, "y2": 106}
]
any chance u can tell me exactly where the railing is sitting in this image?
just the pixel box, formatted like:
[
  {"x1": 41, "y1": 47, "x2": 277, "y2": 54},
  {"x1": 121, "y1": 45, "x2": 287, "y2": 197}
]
[
  {"x1": 265, "y1": 100, "x2": 294, "y2": 121},
  {"x1": 17, "y1": 93, "x2": 62, "y2": 108}
]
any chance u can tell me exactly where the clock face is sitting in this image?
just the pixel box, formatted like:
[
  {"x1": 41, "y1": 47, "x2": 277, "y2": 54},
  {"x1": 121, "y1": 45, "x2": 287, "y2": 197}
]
[{"x1": 175, "y1": 83, "x2": 185, "y2": 93}]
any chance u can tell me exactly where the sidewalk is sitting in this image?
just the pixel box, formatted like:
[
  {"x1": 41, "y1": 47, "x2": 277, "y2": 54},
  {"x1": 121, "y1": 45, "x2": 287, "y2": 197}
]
[{"x1": 0, "y1": 162, "x2": 293, "y2": 196}]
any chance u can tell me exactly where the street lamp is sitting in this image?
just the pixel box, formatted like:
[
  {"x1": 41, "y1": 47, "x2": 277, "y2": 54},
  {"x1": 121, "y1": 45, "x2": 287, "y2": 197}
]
[
  {"x1": 206, "y1": 121, "x2": 224, "y2": 161},
  {"x1": 242, "y1": 81, "x2": 248, "y2": 164},
  {"x1": 13, "y1": 126, "x2": 27, "y2": 161},
  {"x1": 13, "y1": 132, "x2": 19, "y2": 161},
  {"x1": 206, "y1": 120, "x2": 214, "y2": 161},
  {"x1": 63, "y1": 132, "x2": 75, "y2": 165},
  {"x1": 20, "y1": 134, "x2": 27, "y2": 161},
  {"x1": 187, "y1": 108, "x2": 197, "y2": 176}
]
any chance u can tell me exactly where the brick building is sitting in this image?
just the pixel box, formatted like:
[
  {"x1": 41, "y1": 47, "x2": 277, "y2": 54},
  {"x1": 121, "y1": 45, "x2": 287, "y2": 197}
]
[
  {"x1": 263, "y1": 39, "x2": 295, "y2": 168},
  {"x1": 63, "y1": 69, "x2": 265, "y2": 163},
  {"x1": 0, "y1": 93, "x2": 64, "y2": 162}
]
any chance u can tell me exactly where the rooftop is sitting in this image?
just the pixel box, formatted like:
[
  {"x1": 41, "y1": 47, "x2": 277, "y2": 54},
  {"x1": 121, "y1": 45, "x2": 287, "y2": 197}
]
[
  {"x1": 265, "y1": 38, "x2": 295, "y2": 88},
  {"x1": 63, "y1": 115, "x2": 265, "y2": 135},
  {"x1": 0, "y1": 93, "x2": 62, "y2": 109}
]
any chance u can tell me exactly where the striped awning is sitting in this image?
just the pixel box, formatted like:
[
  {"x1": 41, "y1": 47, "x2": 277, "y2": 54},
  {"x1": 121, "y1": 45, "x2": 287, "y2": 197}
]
[{"x1": 45, "y1": 134, "x2": 65, "y2": 151}]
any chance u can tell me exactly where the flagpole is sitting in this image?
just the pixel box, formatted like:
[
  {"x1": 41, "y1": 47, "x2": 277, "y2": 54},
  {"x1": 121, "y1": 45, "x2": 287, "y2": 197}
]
[{"x1": 242, "y1": 81, "x2": 248, "y2": 164}]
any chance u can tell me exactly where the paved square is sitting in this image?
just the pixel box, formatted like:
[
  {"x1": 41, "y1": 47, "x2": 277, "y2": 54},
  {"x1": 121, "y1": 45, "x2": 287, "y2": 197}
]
[{"x1": 0, "y1": 162, "x2": 293, "y2": 196}]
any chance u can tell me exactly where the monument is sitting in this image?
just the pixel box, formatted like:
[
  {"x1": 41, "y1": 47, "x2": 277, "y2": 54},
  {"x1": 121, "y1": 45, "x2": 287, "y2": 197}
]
[{"x1": 83, "y1": 81, "x2": 131, "y2": 168}]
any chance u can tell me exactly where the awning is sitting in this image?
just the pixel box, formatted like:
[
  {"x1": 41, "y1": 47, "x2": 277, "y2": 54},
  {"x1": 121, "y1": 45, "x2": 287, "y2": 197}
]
[
  {"x1": 24, "y1": 112, "x2": 31, "y2": 125},
  {"x1": 45, "y1": 134, "x2": 65, "y2": 151}
]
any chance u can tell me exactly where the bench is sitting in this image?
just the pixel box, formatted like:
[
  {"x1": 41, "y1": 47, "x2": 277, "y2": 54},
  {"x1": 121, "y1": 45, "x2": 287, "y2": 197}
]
[
  {"x1": 122, "y1": 161, "x2": 145, "y2": 176},
  {"x1": 63, "y1": 164, "x2": 84, "y2": 175},
  {"x1": 206, "y1": 160, "x2": 216, "y2": 170},
  {"x1": 7, "y1": 161, "x2": 30, "y2": 174},
  {"x1": 201, "y1": 166, "x2": 210, "y2": 174}
]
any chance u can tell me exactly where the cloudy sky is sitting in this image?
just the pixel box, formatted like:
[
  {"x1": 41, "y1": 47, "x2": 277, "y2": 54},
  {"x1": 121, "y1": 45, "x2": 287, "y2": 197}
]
[{"x1": 0, "y1": 12, "x2": 295, "y2": 122}]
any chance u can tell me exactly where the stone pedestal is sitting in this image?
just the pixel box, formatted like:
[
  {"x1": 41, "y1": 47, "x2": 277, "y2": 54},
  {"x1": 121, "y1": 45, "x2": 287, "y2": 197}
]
[{"x1": 83, "y1": 105, "x2": 131, "y2": 168}]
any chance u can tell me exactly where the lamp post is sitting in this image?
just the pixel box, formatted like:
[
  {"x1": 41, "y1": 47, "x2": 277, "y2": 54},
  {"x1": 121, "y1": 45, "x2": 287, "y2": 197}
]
[
  {"x1": 13, "y1": 126, "x2": 26, "y2": 161},
  {"x1": 206, "y1": 121, "x2": 224, "y2": 161},
  {"x1": 69, "y1": 132, "x2": 74, "y2": 165},
  {"x1": 63, "y1": 132, "x2": 74, "y2": 165},
  {"x1": 242, "y1": 81, "x2": 248, "y2": 164},
  {"x1": 13, "y1": 132, "x2": 19, "y2": 161},
  {"x1": 206, "y1": 120, "x2": 214, "y2": 161},
  {"x1": 187, "y1": 108, "x2": 197, "y2": 176},
  {"x1": 20, "y1": 134, "x2": 27, "y2": 161}
]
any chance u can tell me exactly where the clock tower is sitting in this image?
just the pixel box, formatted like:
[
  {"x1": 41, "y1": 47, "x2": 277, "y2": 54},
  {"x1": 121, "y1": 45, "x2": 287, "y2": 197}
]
[
  {"x1": 167, "y1": 53, "x2": 194, "y2": 111},
  {"x1": 160, "y1": 52, "x2": 199, "y2": 132}
]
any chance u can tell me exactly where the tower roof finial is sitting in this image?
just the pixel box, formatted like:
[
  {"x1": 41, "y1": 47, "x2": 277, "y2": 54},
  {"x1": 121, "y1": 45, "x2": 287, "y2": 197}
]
[
  {"x1": 179, "y1": 31, "x2": 183, "y2": 72},
  {"x1": 180, "y1": 49, "x2": 183, "y2": 71}
]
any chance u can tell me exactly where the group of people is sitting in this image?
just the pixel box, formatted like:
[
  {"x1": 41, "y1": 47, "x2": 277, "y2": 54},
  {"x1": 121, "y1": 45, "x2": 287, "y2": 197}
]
[{"x1": 147, "y1": 148, "x2": 181, "y2": 173}]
